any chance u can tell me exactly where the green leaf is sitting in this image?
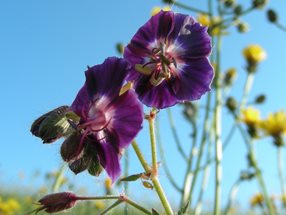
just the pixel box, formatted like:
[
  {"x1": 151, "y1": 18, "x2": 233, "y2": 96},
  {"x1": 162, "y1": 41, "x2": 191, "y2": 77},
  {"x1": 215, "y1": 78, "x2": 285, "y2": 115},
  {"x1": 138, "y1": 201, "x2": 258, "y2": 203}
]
[{"x1": 120, "y1": 173, "x2": 143, "y2": 182}]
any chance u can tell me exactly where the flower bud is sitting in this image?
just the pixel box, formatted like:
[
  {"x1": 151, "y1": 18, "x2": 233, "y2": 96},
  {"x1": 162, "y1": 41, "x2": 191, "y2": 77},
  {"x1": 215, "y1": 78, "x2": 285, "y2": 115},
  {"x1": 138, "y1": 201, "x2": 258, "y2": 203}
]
[
  {"x1": 162, "y1": 0, "x2": 174, "y2": 3},
  {"x1": 237, "y1": 22, "x2": 249, "y2": 33},
  {"x1": 223, "y1": 0, "x2": 236, "y2": 8},
  {"x1": 240, "y1": 170, "x2": 255, "y2": 181},
  {"x1": 234, "y1": 5, "x2": 243, "y2": 16},
  {"x1": 226, "y1": 97, "x2": 237, "y2": 112},
  {"x1": 116, "y1": 43, "x2": 124, "y2": 55},
  {"x1": 35, "y1": 192, "x2": 77, "y2": 213},
  {"x1": 223, "y1": 68, "x2": 237, "y2": 86},
  {"x1": 142, "y1": 181, "x2": 154, "y2": 189},
  {"x1": 274, "y1": 135, "x2": 284, "y2": 147},
  {"x1": 255, "y1": 94, "x2": 266, "y2": 104},
  {"x1": 267, "y1": 9, "x2": 278, "y2": 23},
  {"x1": 31, "y1": 106, "x2": 74, "y2": 143},
  {"x1": 252, "y1": 0, "x2": 268, "y2": 9}
]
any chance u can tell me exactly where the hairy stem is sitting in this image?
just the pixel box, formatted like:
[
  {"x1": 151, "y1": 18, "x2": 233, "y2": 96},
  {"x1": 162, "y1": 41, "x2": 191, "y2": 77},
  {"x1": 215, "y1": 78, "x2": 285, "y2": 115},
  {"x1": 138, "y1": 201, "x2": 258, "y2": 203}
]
[{"x1": 132, "y1": 140, "x2": 173, "y2": 214}]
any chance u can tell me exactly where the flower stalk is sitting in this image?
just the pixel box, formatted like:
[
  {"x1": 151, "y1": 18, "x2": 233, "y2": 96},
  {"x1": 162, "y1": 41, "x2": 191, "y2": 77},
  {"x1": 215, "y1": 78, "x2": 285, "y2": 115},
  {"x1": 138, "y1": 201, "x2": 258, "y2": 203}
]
[
  {"x1": 132, "y1": 139, "x2": 173, "y2": 215},
  {"x1": 278, "y1": 147, "x2": 286, "y2": 199}
]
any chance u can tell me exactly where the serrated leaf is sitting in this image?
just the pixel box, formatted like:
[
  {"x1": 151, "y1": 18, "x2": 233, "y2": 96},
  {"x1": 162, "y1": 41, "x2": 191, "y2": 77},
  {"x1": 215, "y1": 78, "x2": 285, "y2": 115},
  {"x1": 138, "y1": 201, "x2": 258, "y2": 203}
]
[
  {"x1": 152, "y1": 208, "x2": 160, "y2": 215},
  {"x1": 120, "y1": 173, "x2": 143, "y2": 182},
  {"x1": 177, "y1": 201, "x2": 190, "y2": 215}
]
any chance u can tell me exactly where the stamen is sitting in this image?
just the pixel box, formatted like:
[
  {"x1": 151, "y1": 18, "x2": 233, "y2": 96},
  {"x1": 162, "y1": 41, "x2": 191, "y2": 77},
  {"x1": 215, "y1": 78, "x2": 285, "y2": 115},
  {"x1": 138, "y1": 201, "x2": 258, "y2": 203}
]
[
  {"x1": 119, "y1": 81, "x2": 133, "y2": 96},
  {"x1": 135, "y1": 64, "x2": 153, "y2": 75}
]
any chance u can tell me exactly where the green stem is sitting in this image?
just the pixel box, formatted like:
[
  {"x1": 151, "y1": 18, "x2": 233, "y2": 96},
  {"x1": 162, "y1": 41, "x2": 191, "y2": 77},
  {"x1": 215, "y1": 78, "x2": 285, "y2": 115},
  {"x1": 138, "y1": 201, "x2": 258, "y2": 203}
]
[
  {"x1": 275, "y1": 22, "x2": 286, "y2": 32},
  {"x1": 131, "y1": 140, "x2": 173, "y2": 214},
  {"x1": 180, "y1": 117, "x2": 197, "y2": 207},
  {"x1": 224, "y1": 179, "x2": 241, "y2": 215},
  {"x1": 181, "y1": 93, "x2": 211, "y2": 207},
  {"x1": 278, "y1": 147, "x2": 286, "y2": 198},
  {"x1": 99, "y1": 200, "x2": 122, "y2": 215},
  {"x1": 156, "y1": 117, "x2": 182, "y2": 193},
  {"x1": 248, "y1": 140, "x2": 275, "y2": 215},
  {"x1": 214, "y1": 30, "x2": 223, "y2": 215},
  {"x1": 52, "y1": 164, "x2": 65, "y2": 192},
  {"x1": 76, "y1": 195, "x2": 121, "y2": 201},
  {"x1": 194, "y1": 140, "x2": 212, "y2": 215},
  {"x1": 148, "y1": 114, "x2": 158, "y2": 175},
  {"x1": 125, "y1": 198, "x2": 152, "y2": 215},
  {"x1": 124, "y1": 148, "x2": 129, "y2": 215},
  {"x1": 78, "y1": 195, "x2": 152, "y2": 215},
  {"x1": 167, "y1": 108, "x2": 188, "y2": 161},
  {"x1": 152, "y1": 177, "x2": 173, "y2": 215},
  {"x1": 132, "y1": 140, "x2": 151, "y2": 173},
  {"x1": 239, "y1": 73, "x2": 255, "y2": 111},
  {"x1": 173, "y1": 2, "x2": 209, "y2": 15},
  {"x1": 222, "y1": 123, "x2": 236, "y2": 151}
]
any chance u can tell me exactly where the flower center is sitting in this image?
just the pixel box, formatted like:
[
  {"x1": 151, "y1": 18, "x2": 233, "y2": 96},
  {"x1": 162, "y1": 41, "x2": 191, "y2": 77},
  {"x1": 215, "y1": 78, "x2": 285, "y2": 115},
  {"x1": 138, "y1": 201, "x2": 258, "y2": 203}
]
[
  {"x1": 136, "y1": 42, "x2": 177, "y2": 86},
  {"x1": 79, "y1": 102, "x2": 110, "y2": 135}
]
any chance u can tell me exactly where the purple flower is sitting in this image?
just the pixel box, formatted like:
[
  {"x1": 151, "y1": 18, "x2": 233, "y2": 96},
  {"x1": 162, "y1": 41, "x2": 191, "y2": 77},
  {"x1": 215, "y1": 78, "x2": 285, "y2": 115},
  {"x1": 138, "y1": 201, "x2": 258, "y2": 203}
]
[
  {"x1": 71, "y1": 57, "x2": 143, "y2": 181},
  {"x1": 124, "y1": 11, "x2": 214, "y2": 109}
]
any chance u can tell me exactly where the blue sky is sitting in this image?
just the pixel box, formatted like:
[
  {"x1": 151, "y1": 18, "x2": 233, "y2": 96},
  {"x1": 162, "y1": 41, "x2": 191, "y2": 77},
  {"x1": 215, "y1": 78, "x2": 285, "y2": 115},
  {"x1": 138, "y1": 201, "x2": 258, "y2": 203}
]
[{"x1": 1, "y1": 0, "x2": 286, "y2": 211}]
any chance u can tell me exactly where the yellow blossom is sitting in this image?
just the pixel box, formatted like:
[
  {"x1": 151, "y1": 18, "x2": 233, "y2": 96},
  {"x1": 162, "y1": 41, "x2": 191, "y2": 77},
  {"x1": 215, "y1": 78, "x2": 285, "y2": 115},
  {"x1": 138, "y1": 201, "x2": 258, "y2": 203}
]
[
  {"x1": 243, "y1": 44, "x2": 266, "y2": 64},
  {"x1": 151, "y1": 6, "x2": 171, "y2": 16},
  {"x1": 240, "y1": 107, "x2": 261, "y2": 127},
  {"x1": 94, "y1": 200, "x2": 105, "y2": 209},
  {"x1": 197, "y1": 14, "x2": 221, "y2": 36},
  {"x1": 0, "y1": 198, "x2": 20, "y2": 215},
  {"x1": 260, "y1": 110, "x2": 286, "y2": 137},
  {"x1": 105, "y1": 177, "x2": 112, "y2": 190},
  {"x1": 250, "y1": 193, "x2": 264, "y2": 207}
]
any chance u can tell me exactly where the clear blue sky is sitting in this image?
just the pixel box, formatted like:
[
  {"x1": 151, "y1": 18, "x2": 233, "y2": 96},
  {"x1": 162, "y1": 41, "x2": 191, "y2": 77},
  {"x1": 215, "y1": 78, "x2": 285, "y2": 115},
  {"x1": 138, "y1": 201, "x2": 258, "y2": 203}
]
[{"x1": 1, "y1": 0, "x2": 286, "y2": 211}]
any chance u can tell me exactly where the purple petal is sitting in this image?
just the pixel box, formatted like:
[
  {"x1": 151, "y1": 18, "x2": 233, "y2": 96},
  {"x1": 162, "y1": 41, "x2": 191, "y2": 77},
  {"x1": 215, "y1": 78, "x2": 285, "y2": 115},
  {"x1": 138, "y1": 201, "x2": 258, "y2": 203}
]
[
  {"x1": 96, "y1": 141, "x2": 121, "y2": 182},
  {"x1": 108, "y1": 90, "x2": 143, "y2": 148},
  {"x1": 71, "y1": 85, "x2": 90, "y2": 117},
  {"x1": 168, "y1": 13, "x2": 196, "y2": 42},
  {"x1": 172, "y1": 58, "x2": 214, "y2": 101},
  {"x1": 85, "y1": 57, "x2": 130, "y2": 100},
  {"x1": 176, "y1": 23, "x2": 212, "y2": 59},
  {"x1": 134, "y1": 77, "x2": 178, "y2": 109},
  {"x1": 123, "y1": 11, "x2": 174, "y2": 65}
]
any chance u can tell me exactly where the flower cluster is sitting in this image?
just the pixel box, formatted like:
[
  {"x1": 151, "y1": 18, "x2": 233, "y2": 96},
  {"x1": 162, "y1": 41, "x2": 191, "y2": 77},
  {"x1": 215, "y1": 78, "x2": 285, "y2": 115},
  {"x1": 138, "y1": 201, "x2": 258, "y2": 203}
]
[
  {"x1": 240, "y1": 107, "x2": 286, "y2": 146},
  {"x1": 31, "y1": 10, "x2": 213, "y2": 183}
]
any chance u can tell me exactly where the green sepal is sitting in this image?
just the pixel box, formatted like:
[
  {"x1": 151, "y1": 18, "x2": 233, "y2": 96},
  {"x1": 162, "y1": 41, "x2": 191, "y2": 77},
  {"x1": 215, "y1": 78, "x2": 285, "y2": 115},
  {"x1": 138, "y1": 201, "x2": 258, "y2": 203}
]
[{"x1": 120, "y1": 173, "x2": 143, "y2": 182}]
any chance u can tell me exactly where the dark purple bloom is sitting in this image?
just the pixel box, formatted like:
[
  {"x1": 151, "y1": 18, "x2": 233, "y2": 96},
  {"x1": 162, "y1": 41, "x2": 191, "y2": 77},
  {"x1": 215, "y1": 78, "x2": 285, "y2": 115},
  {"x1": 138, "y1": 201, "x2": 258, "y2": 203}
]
[
  {"x1": 124, "y1": 11, "x2": 214, "y2": 109},
  {"x1": 71, "y1": 57, "x2": 143, "y2": 181}
]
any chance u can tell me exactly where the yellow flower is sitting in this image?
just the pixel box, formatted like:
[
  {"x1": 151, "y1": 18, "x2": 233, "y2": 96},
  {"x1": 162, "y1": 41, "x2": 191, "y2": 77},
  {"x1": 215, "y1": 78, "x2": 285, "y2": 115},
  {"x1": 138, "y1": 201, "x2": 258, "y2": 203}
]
[
  {"x1": 260, "y1": 111, "x2": 286, "y2": 137},
  {"x1": 105, "y1": 177, "x2": 112, "y2": 190},
  {"x1": 0, "y1": 198, "x2": 20, "y2": 215},
  {"x1": 151, "y1": 6, "x2": 171, "y2": 16},
  {"x1": 197, "y1": 14, "x2": 211, "y2": 26},
  {"x1": 250, "y1": 193, "x2": 264, "y2": 207},
  {"x1": 94, "y1": 200, "x2": 105, "y2": 209},
  {"x1": 197, "y1": 14, "x2": 221, "y2": 36},
  {"x1": 243, "y1": 44, "x2": 266, "y2": 64},
  {"x1": 240, "y1": 107, "x2": 261, "y2": 127}
]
